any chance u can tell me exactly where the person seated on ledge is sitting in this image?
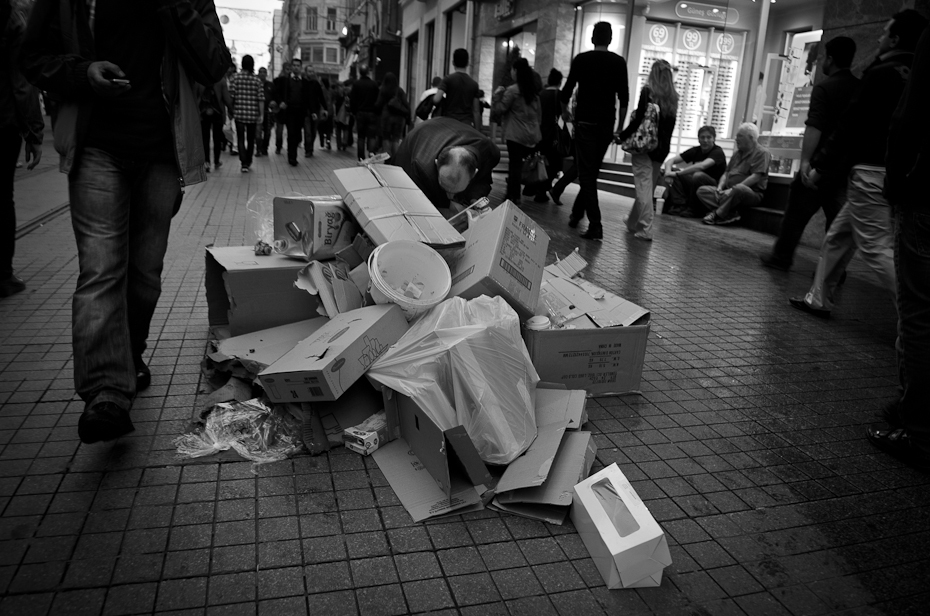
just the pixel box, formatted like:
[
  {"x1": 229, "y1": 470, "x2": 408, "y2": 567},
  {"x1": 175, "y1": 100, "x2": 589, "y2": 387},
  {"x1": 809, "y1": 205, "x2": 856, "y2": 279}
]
[
  {"x1": 696, "y1": 122, "x2": 771, "y2": 225},
  {"x1": 661, "y1": 125, "x2": 727, "y2": 217},
  {"x1": 391, "y1": 116, "x2": 501, "y2": 213}
]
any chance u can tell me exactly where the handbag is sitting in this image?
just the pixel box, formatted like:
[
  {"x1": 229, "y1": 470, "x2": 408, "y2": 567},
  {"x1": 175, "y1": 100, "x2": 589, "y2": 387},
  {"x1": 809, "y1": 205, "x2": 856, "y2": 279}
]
[
  {"x1": 387, "y1": 91, "x2": 410, "y2": 117},
  {"x1": 415, "y1": 95, "x2": 434, "y2": 121},
  {"x1": 521, "y1": 152, "x2": 548, "y2": 185},
  {"x1": 621, "y1": 102, "x2": 659, "y2": 154},
  {"x1": 556, "y1": 120, "x2": 573, "y2": 158}
]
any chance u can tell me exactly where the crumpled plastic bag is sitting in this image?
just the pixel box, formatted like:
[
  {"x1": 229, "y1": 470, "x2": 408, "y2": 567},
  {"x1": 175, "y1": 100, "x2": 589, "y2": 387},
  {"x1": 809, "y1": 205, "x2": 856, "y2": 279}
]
[
  {"x1": 174, "y1": 398, "x2": 303, "y2": 464},
  {"x1": 247, "y1": 192, "x2": 275, "y2": 245},
  {"x1": 367, "y1": 295, "x2": 538, "y2": 465}
]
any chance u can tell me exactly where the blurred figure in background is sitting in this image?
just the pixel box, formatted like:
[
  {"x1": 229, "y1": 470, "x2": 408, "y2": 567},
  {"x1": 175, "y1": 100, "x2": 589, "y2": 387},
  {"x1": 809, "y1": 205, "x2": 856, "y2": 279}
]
[{"x1": 376, "y1": 72, "x2": 411, "y2": 160}]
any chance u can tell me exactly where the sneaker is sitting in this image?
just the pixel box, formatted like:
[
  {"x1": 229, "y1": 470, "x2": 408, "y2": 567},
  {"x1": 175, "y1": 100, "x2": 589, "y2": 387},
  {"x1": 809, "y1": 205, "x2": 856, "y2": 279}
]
[
  {"x1": 788, "y1": 296, "x2": 831, "y2": 319},
  {"x1": 0, "y1": 274, "x2": 26, "y2": 298},
  {"x1": 78, "y1": 401, "x2": 134, "y2": 444},
  {"x1": 135, "y1": 358, "x2": 151, "y2": 392},
  {"x1": 305, "y1": 151, "x2": 313, "y2": 158},
  {"x1": 205, "y1": 163, "x2": 211, "y2": 172},
  {"x1": 275, "y1": 148, "x2": 282, "y2": 154},
  {"x1": 215, "y1": 160, "x2": 223, "y2": 169},
  {"x1": 241, "y1": 166, "x2": 249, "y2": 173},
  {"x1": 634, "y1": 231, "x2": 653, "y2": 242},
  {"x1": 703, "y1": 211, "x2": 740, "y2": 225}
]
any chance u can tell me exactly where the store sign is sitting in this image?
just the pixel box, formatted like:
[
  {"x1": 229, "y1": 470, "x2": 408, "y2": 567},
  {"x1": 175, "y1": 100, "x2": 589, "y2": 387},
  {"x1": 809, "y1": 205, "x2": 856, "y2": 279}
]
[
  {"x1": 674, "y1": 2, "x2": 739, "y2": 26},
  {"x1": 495, "y1": 0, "x2": 514, "y2": 20},
  {"x1": 711, "y1": 32, "x2": 741, "y2": 60},
  {"x1": 681, "y1": 29, "x2": 702, "y2": 51},
  {"x1": 648, "y1": 24, "x2": 671, "y2": 48}
]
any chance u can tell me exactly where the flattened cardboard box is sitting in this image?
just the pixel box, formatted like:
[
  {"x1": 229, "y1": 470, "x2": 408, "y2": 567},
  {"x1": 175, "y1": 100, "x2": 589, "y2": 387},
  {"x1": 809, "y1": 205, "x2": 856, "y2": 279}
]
[
  {"x1": 206, "y1": 318, "x2": 330, "y2": 380},
  {"x1": 205, "y1": 246, "x2": 321, "y2": 336},
  {"x1": 332, "y1": 164, "x2": 464, "y2": 248},
  {"x1": 526, "y1": 260, "x2": 650, "y2": 396},
  {"x1": 446, "y1": 201, "x2": 550, "y2": 320},
  {"x1": 258, "y1": 304, "x2": 408, "y2": 402},
  {"x1": 571, "y1": 463, "x2": 672, "y2": 588}
]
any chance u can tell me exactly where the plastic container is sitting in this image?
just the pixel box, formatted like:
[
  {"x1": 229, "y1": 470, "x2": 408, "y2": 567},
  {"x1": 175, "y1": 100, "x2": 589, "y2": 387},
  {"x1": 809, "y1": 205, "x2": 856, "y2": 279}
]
[
  {"x1": 525, "y1": 316, "x2": 551, "y2": 331},
  {"x1": 367, "y1": 240, "x2": 452, "y2": 321}
]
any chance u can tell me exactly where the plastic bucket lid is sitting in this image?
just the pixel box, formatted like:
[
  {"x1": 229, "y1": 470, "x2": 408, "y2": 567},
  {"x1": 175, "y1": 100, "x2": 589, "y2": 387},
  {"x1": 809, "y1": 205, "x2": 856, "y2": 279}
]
[{"x1": 368, "y1": 240, "x2": 452, "y2": 320}]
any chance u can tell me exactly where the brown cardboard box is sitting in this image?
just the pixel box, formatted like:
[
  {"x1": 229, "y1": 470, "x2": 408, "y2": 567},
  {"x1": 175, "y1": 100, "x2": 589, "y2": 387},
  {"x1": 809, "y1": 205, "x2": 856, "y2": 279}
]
[
  {"x1": 258, "y1": 304, "x2": 408, "y2": 402},
  {"x1": 204, "y1": 246, "x2": 321, "y2": 336},
  {"x1": 446, "y1": 201, "x2": 550, "y2": 320},
  {"x1": 332, "y1": 164, "x2": 464, "y2": 248},
  {"x1": 525, "y1": 256, "x2": 650, "y2": 396}
]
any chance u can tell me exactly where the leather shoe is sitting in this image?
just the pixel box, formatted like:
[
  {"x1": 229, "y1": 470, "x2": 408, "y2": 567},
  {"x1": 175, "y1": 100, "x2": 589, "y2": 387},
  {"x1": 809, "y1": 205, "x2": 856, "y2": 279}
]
[
  {"x1": 550, "y1": 188, "x2": 563, "y2": 206},
  {"x1": 867, "y1": 422, "x2": 930, "y2": 472},
  {"x1": 580, "y1": 229, "x2": 602, "y2": 241},
  {"x1": 568, "y1": 216, "x2": 580, "y2": 229},
  {"x1": 789, "y1": 297, "x2": 830, "y2": 319},
  {"x1": 78, "y1": 401, "x2": 134, "y2": 444},
  {"x1": 760, "y1": 254, "x2": 790, "y2": 271},
  {"x1": 0, "y1": 274, "x2": 26, "y2": 298},
  {"x1": 135, "y1": 359, "x2": 151, "y2": 392}
]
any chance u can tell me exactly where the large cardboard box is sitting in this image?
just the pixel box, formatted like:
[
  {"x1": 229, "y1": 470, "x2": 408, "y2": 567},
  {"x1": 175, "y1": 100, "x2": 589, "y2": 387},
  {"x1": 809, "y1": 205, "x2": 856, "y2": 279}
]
[
  {"x1": 205, "y1": 318, "x2": 330, "y2": 380},
  {"x1": 524, "y1": 258, "x2": 650, "y2": 396},
  {"x1": 205, "y1": 246, "x2": 321, "y2": 336},
  {"x1": 489, "y1": 388, "x2": 595, "y2": 525},
  {"x1": 332, "y1": 164, "x2": 464, "y2": 248},
  {"x1": 447, "y1": 201, "x2": 550, "y2": 320},
  {"x1": 258, "y1": 305, "x2": 408, "y2": 402},
  {"x1": 571, "y1": 463, "x2": 672, "y2": 588}
]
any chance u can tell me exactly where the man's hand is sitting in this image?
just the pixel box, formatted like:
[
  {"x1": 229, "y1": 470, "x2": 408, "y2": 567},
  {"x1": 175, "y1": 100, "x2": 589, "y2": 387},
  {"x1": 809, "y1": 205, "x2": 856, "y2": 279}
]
[
  {"x1": 800, "y1": 162, "x2": 819, "y2": 190},
  {"x1": 279, "y1": 102, "x2": 288, "y2": 111},
  {"x1": 24, "y1": 142, "x2": 42, "y2": 170},
  {"x1": 311, "y1": 113, "x2": 318, "y2": 121},
  {"x1": 87, "y1": 61, "x2": 131, "y2": 97}
]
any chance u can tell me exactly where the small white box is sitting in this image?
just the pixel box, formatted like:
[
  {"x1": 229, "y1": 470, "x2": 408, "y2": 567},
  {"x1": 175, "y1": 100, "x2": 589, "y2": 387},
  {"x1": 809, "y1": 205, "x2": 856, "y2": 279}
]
[{"x1": 570, "y1": 463, "x2": 672, "y2": 588}]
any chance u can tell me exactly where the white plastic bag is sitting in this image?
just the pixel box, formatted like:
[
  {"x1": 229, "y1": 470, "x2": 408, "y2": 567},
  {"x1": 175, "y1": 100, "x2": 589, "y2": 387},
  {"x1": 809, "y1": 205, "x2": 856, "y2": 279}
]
[{"x1": 367, "y1": 295, "x2": 538, "y2": 465}]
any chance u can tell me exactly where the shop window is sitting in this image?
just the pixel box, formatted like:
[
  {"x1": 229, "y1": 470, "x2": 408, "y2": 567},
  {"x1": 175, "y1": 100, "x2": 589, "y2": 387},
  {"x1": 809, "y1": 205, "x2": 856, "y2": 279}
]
[
  {"x1": 326, "y1": 47, "x2": 337, "y2": 64},
  {"x1": 502, "y1": 23, "x2": 537, "y2": 69},
  {"x1": 425, "y1": 22, "x2": 435, "y2": 83},
  {"x1": 577, "y1": 3, "x2": 627, "y2": 56},
  {"x1": 326, "y1": 8, "x2": 338, "y2": 32},
  {"x1": 301, "y1": 47, "x2": 311, "y2": 62},
  {"x1": 306, "y1": 6, "x2": 318, "y2": 32},
  {"x1": 312, "y1": 47, "x2": 324, "y2": 63}
]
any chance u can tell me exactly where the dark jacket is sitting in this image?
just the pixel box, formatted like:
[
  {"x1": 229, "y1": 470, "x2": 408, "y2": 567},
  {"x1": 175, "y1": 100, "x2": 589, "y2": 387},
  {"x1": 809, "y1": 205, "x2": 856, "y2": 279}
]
[
  {"x1": 814, "y1": 50, "x2": 914, "y2": 176},
  {"x1": 391, "y1": 117, "x2": 501, "y2": 209},
  {"x1": 0, "y1": 2, "x2": 43, "y2": 145},
  {"x1": 273, "y1": 74, "x2": 311, "y2": 111},
  {"x1": 304, "y1": 76, "x2": 323, "y2": 116},
  {"x1": 886, "y1": 29, "x2": 929, "y2": 207},
  {"x1": 618, "y1": 86, "x2": 677, "y2": 163},
  {"x1": 350, "y1": 76, "x2": 379, "y2": 115},
  {"x1": 538, "y1": 87, "x2": 561, "y2": 147},
  {"x1": 20, "y1": 0, "x2": 229, "y2": 185}
]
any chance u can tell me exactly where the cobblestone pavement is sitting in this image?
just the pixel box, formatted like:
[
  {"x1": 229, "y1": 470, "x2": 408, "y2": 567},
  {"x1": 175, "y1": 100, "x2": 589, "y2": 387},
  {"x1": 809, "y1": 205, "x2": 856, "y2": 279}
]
[{"x1": 2, "y1": 142, "x2": 929, "y2": 616}]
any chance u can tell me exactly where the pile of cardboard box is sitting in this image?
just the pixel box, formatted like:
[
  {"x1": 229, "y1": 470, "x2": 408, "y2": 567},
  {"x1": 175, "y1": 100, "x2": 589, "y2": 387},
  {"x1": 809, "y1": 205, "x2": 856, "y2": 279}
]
[{"x1": 201, "y1": 162, "x2": 668, "y2": 588}]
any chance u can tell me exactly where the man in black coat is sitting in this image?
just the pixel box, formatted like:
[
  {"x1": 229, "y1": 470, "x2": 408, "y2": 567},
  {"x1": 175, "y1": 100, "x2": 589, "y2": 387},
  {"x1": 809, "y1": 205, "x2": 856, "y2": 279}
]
[
  {"x1": 349, "y1": 65, "x2": 380, "y2": 160},
  {"x1": 273, "y1": 57, "x2": 311, "y2": 165}
]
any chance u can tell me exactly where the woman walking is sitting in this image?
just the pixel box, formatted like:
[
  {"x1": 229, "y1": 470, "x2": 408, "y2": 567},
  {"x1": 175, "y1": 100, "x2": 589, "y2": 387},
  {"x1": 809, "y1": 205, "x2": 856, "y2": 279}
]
[
  {"x1": 493, "y1": 58, "x2": 542, "y2": 203},
  {"x1": 375, "y1": 73, "x2": 411, "y2": 159},
  {"x1": 617, "y1": 59, "x2": 678, "y2": 241}
]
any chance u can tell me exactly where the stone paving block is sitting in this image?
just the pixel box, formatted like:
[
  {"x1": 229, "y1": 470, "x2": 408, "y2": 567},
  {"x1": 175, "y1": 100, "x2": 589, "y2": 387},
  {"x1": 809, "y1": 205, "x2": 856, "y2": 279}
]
[
  {"x1": 103, "y1": 582, "x2": 158, "y2": 615},
  {"x1": 304, "y1": 561, "x2": 353, "y2": 594},
  {"x1": 356, "y1": 583, "x2": 407, "y2": 616},
  {"x1": 256, "y1": 566, "x2": 304, "y2": 600}
]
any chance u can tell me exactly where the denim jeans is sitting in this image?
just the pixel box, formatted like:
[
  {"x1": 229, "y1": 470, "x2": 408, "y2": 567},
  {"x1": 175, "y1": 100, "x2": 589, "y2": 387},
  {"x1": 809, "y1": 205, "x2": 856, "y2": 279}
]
[
  {"x1": 628, "y1": 153, "x2": 659, "y2": 237},
  {"x1": 696, "y1": 184, "x2": 761, "y2": 219},
  {"x1": 69, "y1": 147, "x2": 181, "y2": 410},
  {"x1": 667, "y1": 170, "x2": 716, "y2": 214},
  {"x1": 235, "y1": 120, "x2": 256, "y2": 168},
  {"x1": 894, "y1": 207, "x2": 930, "y2": 445},
  {"x1": 506, "y1": 140, "x2": 535, "y2": 202},
  {"x1": 303, "y1": 115, "x2": 317, "y2": 154},
  {"x1": 570, "y1": 121, "x2": 614, "y2": 230}
]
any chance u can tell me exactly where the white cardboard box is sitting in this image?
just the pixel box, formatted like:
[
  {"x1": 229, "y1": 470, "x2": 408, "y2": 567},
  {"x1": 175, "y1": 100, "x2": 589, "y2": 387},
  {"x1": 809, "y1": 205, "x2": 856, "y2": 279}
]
[
  {"x1": 272, "y1": 195, "x2": 355, "y2": 261},
  {"x1": 446, "y1": 201, "x2": 550, "y2": 321},
  {"x1": 204, "y1": 246, "x2": 322, "y2": 336},
  {"x1": 571, "y1": 463, "x2": 672, "y2": 588},
  {"x1": 332, "y1": 164, "x2": 464, "y2": 248},
  {"x1": 258, "y1": 305, "x2": 408, "y2": 402}
]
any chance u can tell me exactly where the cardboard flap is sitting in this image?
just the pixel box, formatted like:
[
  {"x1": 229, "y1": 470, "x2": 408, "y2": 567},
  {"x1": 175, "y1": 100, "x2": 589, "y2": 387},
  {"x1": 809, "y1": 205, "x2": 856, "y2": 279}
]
[
  {"x1": 208, "y1": 318, "x2": 329, "y2": 375},
  {"x1": 489, "y1": 499, "x2": 569, "y2": 526},
  {"x1": 536, "y1": 388, "x2": 588, "y2": 430},
  {"x1": 494, "y1": 431, "x2": 596, "y2": 509},
  {"x1": 618, "y1": 535, "x2": 672, "y2": 587},
  {"x1": 495, "y1": 421, "x2": 567, "y2": 494},
  {"x1": 543, "y1": 249, "x2": 587, "y2": 280},
  {"x1": 541, "y1": 278, "x2": 649, "y2": 328},
  {"x1": 446, "y1": 426, "x2": 493, "y2": 488}
]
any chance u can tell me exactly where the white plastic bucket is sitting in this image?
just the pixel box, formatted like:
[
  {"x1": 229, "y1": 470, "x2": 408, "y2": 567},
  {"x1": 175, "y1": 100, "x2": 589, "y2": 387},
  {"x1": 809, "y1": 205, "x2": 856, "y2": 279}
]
[{"x1": 367, "y1": 240, "x2": 452, "y2": 321}]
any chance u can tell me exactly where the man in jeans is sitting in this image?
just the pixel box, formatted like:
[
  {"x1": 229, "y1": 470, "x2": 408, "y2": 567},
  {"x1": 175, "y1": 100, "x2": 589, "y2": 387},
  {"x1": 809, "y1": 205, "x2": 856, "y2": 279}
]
[
  {"x1": 788, "y1": 10, "x2": 927, "y2": 319},
  {"x1": 872, "y1": 25, "x2": 930, "y2": 472},
  {"x1": 229, "y1": 54, "x2": 263, "y2": 172},
  {"x1": 350, "y1": 65, "x2": 380, "y2": 160},
  {"x1": 697, "y1": 123, "x2": 771, "y2": 226},
  {"x1": 22, "y1": 0, "x2": 229, "y2": 444},
  {"x1": 559, "y1": 22, "x2": 628, "y2": 240},
  {"x1": 760, "y1": 36, "x2": 859, "y2": 271}
]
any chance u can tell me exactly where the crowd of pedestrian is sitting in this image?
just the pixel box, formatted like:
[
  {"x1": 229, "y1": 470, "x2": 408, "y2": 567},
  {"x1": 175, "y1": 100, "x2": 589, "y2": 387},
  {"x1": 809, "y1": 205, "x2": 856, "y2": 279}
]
[{"x1": 1, "y1": 0, "x2": 928, "y2": 475}]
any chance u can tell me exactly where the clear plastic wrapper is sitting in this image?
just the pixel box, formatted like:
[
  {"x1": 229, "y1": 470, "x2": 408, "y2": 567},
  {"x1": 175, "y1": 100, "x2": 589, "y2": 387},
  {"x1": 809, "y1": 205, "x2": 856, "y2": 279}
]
[
  {"x1": 174, "y1": 398, "x2": 303, "y2": 464},
  {"x1": 246, "y1": 192, "x2": 276, "y2": 245},
  {"x1": 367, "y1": 295, "x2": 539, "y2": 465}
]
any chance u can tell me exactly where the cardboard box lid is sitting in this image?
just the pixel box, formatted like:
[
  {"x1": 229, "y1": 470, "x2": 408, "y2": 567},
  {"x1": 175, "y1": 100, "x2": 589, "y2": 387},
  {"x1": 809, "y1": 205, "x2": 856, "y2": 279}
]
[
  {"x1": 543, "y1": 249, "x2": 587, "y2": 280},
  {"x1": 386, "y1": 388, "x2": 492, "y2": 498},
  {"x1": 492, "y1": 431, "x2": 597, "y2": 524},
  {"x1": 207, "y1": 318, "x2": 330, "y2": 376},
  {"x1": 332, "y1": 165, "x2": 464, "y2": 247},
  {"x1": 540, "y1": 277, "x2": 649, "y2": 329},
  {"x1": 572, "y1": 463, "x2": 672, "y2": 585},
  {"x1": 536, "y1": 387, "x2": 587, "y2": 431},
  {"x1": 259, "y1": 304, "x2": 401, "y2": 376},
  {"x1": 372, "y1": 439, "x2": 485, "y2": 522}
]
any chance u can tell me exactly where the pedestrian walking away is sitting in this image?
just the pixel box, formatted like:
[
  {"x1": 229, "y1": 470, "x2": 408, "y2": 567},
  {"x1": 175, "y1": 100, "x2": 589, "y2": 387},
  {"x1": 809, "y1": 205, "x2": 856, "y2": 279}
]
[
  {"x1": 21, "y1": 0, "x2": 230, "y2": 444},
  {"x1": 229, "y1": 54, "x2": 264, "y2": 172},
  {"x1": 559, "y1": 21, "x2": 629, "y2": 241},
  {"x1": 492, "y1": 58, "x2": 542, "y2": 204}
]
